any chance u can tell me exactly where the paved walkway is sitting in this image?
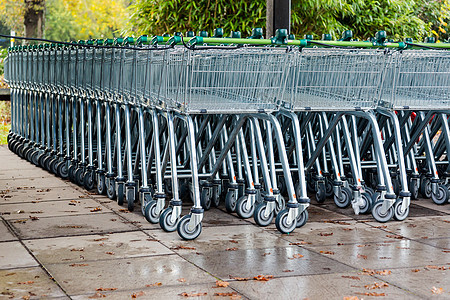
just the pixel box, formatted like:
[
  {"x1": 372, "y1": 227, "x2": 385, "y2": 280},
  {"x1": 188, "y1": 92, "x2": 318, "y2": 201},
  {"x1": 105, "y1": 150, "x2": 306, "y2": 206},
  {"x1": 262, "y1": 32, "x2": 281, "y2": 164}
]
[{"x1": 0, "y1": 145, "x2": 450, "y2": 299}]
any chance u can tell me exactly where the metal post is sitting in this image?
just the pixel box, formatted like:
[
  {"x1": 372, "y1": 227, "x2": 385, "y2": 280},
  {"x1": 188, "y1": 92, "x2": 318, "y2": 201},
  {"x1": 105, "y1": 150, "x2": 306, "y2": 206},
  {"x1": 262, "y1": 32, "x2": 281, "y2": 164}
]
[{"x1": 266, "y1": 0, "x2": 291, "y2": 38}]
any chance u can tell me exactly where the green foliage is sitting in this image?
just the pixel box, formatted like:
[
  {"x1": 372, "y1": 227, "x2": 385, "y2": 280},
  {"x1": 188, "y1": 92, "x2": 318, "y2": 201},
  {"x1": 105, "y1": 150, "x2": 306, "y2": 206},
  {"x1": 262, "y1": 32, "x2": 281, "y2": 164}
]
[
  {"x1": 0, "y1": 48, "x2": 7, "y2": 75},
  {"x1": 126, "y1": 0, "x2": 266, "y2": 37}
]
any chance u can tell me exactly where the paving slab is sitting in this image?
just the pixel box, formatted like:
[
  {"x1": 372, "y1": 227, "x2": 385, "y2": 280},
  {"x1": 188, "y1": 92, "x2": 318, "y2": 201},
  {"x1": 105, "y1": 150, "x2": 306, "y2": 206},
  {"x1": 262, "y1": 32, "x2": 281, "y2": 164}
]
[
  {"x1": 0, "y1": 186, "x2": 87, "y2": 204},
  {"x1": 8, "y1": 212, "x2": 138, "y2": 239},
  {"x1": 24, "y1": 231, "x2": 174, "y2": 265},
  {"x1": 70, "y1": 283, "x2": 241, "y2": 300},
  {"x1": 180, "y1": 246, "x2": 354, "y2": 280},
  {"x1": 0, "y1": 267, "x2": 68, "y2": 299},
  {"x1": 230, "y1": 271, "x2": 421, "y2": 300},
  {"x1": 148, "y1": 224, "x2": 291, "y2": 254},
  {"x1": 306, "y1": 239, "x2": 449, "y2": 270},
  {"x1": 0, "y1": 220, "x2": 17, "y2": 242},
  {"x1": 45, "y1": 255, "x2": 216, "y2": 295},
  {"x1": 0, "y1": 241, "x2": 38, "y2": 269},
  {"x1": 0, "y1": 167, "x2": 51, "y2": 180},
  {"x1": 414, "y1": 199, "x2": 450, "y2": 214},
  {"x1": 416, "y1": 237, "x2": 450, "y2": 250},
  {"x1": 0, "y1": 177, "x2": 70, "y2": 190}
]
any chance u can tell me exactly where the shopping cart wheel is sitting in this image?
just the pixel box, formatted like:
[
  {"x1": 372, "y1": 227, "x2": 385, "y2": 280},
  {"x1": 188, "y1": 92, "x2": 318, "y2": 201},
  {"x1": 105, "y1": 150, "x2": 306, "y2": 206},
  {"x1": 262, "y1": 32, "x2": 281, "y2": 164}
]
[
  {"x1": 144, "y1": 200, "x2": 159, "y2": 224},
  {"x1": 275, "y1": 195, "x2": 286, "y2": 215},
  {"x1": 325, "y1": 179, "x2": 333, "y2": 198},
  {"x1": 126, "y1": 186, "x2": 135, "y2": 212},
  {"x1": 236, "y1": 195, "x2": 254, "y2": 219},
  {"x1": 225, "y1": 190, "x2": 237, "y2": 213},
  {"x1": 315, "y1": 183, "x2": 326, "y2": 203},
  {"x1": 409, "y1": 180, "x2": 419, "y2": 200},
  {"x1": 275, "y1": 208, "x2": 297, "y2": 234},
  {"x1": 117, "y1": 182, "x2": 125, "y2": 205},
  {"x1": 392, "y1": 178, "x2": 400, "y2": 195},
  {"x1": 68, "y1": 164, "x2": 76, "y2": 182},
  {"x1": 359, "y1": 192, "x2": 373, "y2": 214},
  {"x1": 254, "y1": 203, "x2": 274, "y2": 227},
  {"x1": 50, "y1": 158, "x2": 59, "y2": 175},
  {"x1": 97, "y1": 174, "x2": 106, "y2": 195},
  {"x1": 31, "y1": 151, "x2": 39, "y2": 166},
  {"x1": 177, "y1": 215, "x2": 202, "y2": 240},
  {"x1": 420, "y1": 177, "x2": 432, "y2": 198},
  {"x1": 393, "y1": 199, "x2": 409, "y2": 221},
  {"x1": 160, "y1": 207, "x2": 178, "y2": 232},
  {"x1": 431, "y1": 184, "x2": 449, "y2": 205},
  {"x1": 200, "y1": 188, "x2": 211, "y2": 210},
  {"x1": 106, "y1": 178, "x2": 116, "y2": 200},
  {"x1": 296, "y1": 209, "x2": 308, "y2": 228},
  {"x1": 83, "y1": 171, "x2": 95, "y2": 191},
  {"x1": 211, "y1": 185, "x2": 221, "y2": 207},
  {"x1": 364, "y1": 187, "x2": 374, "y2": 198},
  {"x1": 371, "y1": 200, "x2": 394, "y2": 223},
  {"x1": 57, "y1": 161, "x2": 69, "y2": 179},
  {"x1": 74, "y1": 168, "x2": 84, "y2": 186},
  {"x1": 334, "y1": 187, "x2": 351, "y2": 208}
]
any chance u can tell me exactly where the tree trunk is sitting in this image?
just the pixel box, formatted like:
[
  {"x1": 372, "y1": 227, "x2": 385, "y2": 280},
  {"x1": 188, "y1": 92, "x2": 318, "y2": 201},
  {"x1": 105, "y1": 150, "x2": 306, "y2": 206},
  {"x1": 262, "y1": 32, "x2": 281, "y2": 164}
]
[{"x1": 24, "y1": 0, "x2": 45, "y2": 40}]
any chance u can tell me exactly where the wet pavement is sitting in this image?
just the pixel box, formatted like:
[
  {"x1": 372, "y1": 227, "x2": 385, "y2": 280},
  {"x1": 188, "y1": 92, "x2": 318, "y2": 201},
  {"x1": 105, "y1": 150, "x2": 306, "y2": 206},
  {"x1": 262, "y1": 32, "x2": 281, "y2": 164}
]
[{"x1": 0, "y1": 144, "x2": 450, "y2": 300}]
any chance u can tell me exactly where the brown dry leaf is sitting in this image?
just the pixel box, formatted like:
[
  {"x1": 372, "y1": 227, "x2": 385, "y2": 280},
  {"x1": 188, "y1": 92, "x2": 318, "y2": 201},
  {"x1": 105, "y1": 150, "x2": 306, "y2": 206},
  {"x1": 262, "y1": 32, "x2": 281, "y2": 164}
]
[
  {"x1": 442, "y1": 250, "x2": 450, "y2": 253},
  {"x1": 411, "y1": 269, "x2": 420, "y2": 273},
  {"x1": 253, "y1": 275, "x2": 274, "y2": 281},
  {"x1": 421, "y1": 236, "x2": 429, "y2": 239},
  {"x1": 12, "y1": 219, "x2": 28, "y2": 223},
  {"x1": 379, "y1": 257, "x2": 391, "y2": 260},
  {"x1": 319, "y1": 232, "x2": 333, "y2": 236},
  {"x1": 365, "y1": 282, "x2": 389, "y2": 290},
  {"x1": 93, "y1": 237, "x2": 108, "y2": 241},
  {"x1": 229, "y1": 276, "x2": 250, "y2": 281},
  {"x1": 407, "y1": 224, "x2": 417, "y2": 228},
  {"x1": 70, "y1": 248, "x2": 84, "y2": 252},
  {"x1": 118, "y1": 209, "x2": 129, "y2": 213},
  {"x1": 30, "y1": 211, "x2": 43, "y2": 214},
  {"x1": 17, "y1": 281, "x2": 34, "y2": 285},
  {"x1": 230, "y1": 240, "x2": 239, "y2": 244},
  {"x1": 356, "y1": 292, "x2": 386, "y2": 296},
  {"x1": 357, "y1": 254, "x2": 368, "y2": 260},
  {"x1": 105, "y1": 252, "x2": 115, "y2": 255},
  {"x1": 341, "y1": 275, "x2": 360, "y2": 280},
  {"x1": 386, "y1": 234, "x2": 403, "y2": 240},
  {"x1": 357, "y1": 244, "x2": 370, "y2": 248},
  {"x1": 90, "y1": 207, "x2": 102, "y2": 212},
  {"x1": 22, "y1": 295, "x2": 30, "y2": 300},
  {"x1": 172, "y1": 245, "x2": 196, "y2": 250},
  {"x1": 375, "y1": 225, "x2": 387, "y2": 229},
  {"x1": 70, "y1": 200, "x2": 80, "y2": 203},
  {"x1": 426, "y1": 265, "x2": 447, "y2": 270},
  {"x1": 69, "y1": 263, "x2": 89, "y2": 267},
  {"x1": 289, "y1": 254, "x2": 304, "y2": 259},
  {"x1": 5, "y1": 273, "x2": 16, "y2": 276},
  {"x1": 214, "y1": 292, "x2": 239, "y2": 297},
  {"x1": 178, "y1": 278, "x2": 186, "y2": 282},
  {"x1": 431, "y1": 287, "x2": 444, "y2": 295},
  {"x1": 289, "y1": 241, "x2": 311, "y2": 245},
  {"x1": 215, "y1": 280, "x2": 230, "y2": 288},
  {"x1": 282, "y1": 269, "x2": 294, "y2": 273},
  {"x1": 131, "y1": 291, "x2": 145, "y2": 298},
  {"x1": 226, "y1": 247, "x2": 238, "y2": 251},
  {"x1": 324, "y1": 220, "x2": 351, "y2": 225},
  {"x1": 342, "y1": 228, "x2": 353, "y2": 231},
  {"x1": 376, "y1": 270, "x2": 392, "y2": 276},
  {"x1": 96, "y1": 287, "x2": 117, "y2": 291},
  {"x1": 180, "y1": 292, "x2": 208, "y2": 297},
  {"x1": 145, "y1": 282, "x2": 162, "y2": 287},
  {"x1": 343, "y1": 297, "x2": 359, "y2": 300},
  {"x1": 320, "y1": 251, "x2": 335, "y2": 255},
  {"x1": 262, "y1": 252, "x2": 271, "y2": 256}
]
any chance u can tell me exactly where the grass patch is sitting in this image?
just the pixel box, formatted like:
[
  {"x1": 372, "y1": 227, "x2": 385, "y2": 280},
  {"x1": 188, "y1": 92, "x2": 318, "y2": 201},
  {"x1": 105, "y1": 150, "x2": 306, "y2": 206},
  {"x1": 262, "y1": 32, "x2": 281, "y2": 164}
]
[{"x1": 0, "y1": 100, "x2": 11, "y2": 145}]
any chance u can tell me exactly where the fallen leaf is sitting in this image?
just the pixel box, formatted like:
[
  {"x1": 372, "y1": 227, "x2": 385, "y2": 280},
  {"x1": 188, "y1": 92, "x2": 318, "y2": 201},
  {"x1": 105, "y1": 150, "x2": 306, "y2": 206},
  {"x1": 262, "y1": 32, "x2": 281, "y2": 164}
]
[
  {"x1": 442, "y1": 250, "x2": 450, "y2": 253},
  {"x1": 226, "y1": 247, "x2": 238, "y2": 251},
  {"x1": 229, "y1": 276, "x2": 250, "y2": 281},
  {"x1": 17, "y1": 281, "x2": 34, "y2": 285},
  {"x1": 343, "y1": 297, "x2": 359, "y2": 300},
  {"x1": 375, "y1": 225, "x2": 387, "y2": 229},
  {"x1": 425, "y1": 265, "x2": 447, "y2": 270},
  {"x1": 58, "y1": 225, "x2": 82, "y2": 228},
  {"x1": 379, "y1": 257, "x2": 391, "y2": 259},
  {"x1": 357, "y1": 254, "x2": 368, "y2": 260},
  {"x1": 262, "y1": 252, "x2": 271, "y2": 256},
  {"x1": 319, "y1": 232, "x2": 333, "y2": 236},
  {"x1": 90, "y1": 207, "x2": 102, "y2": 212},
  {"x1": 365, "y1": 282, "x2": 389, "y2": 290},
  {"x1": 386, "y1": 235, "x2": 403, "y2": 239},
  {"x1": 357, "y1": 244, "x2": 370, "y2": 248},
  {"x1": 323, "y1": 220, "x2": 351, "y2": 225},
  {"x1": 421, "y1": 236, "x2": 429, "y2": 239},
  {"x1": 356, "y1": 292, "x2": 386, "y2": 296},
  {"x1": 118, "y1": 209, "x2": 129, "y2": 213},
  {"x1": 431, "y1": 287, "x2": 444, "y2": 295},
  {"x1": 411, "y1": 269, "x2": 420, "y2": 272},
  {"x1": 320, "y1": 251, "x2": 335, "y2": 255},
  {"x1": 342, "y1": 228, "x2": 353, "y2": 231},
  {"x1": 30, "y1": 211, "x2": 43, "y2": 214},
  {"x1": 215, "y1": 280, "x2": 229, "y2": 288},
  {"x1": 341, "y1": 275, "x2": 360, "y2": 280},
  {"x1": 178, "y1": 278, "x2": 186, "y2": 282},
  {"x1": 93, "y1": 238, "x2": 108, "y2": 241},
  {"x1": 214, "y1": 292, "x2": 239, "y2": 297},
  {"x1": 145, "y1": 282, "x2": 162, "y2": 287},
  {"x1": 131, "y1": 291, "x2": 145, "y2": 298},
  {"x1": 376, "y1": 270, "x2": 392, "y2": 276},
  {"x1": 289, "y1": 254, "x2": 304, "y2": 259},
  {"x1": 407, "y1": 224, "x2": 417, "y2": 228},
  {"x1": 70, "y1": 248, "x2": 84, "y2": 252},
  {"x1": 172, "y1": 245, "x2": 196, "y2": 250},
  {"x1": 22, "y1": 296, "x2": 30, "y2": 300},
  {"x1": 180, "y1": 292, "x2": 207, "y2": 297},
  {"x1": 5, "y1": 273, "x2": 16, "y2": 276},
  {"x1": 361, "y1": 268, "x2": 391, "y2": 275},
  {"x1": 69, "y1": 263, "x2": 89, "y2": 267},
  {"x1": 289, "y1": 241, "x2": 311, "y2": 245},
  {"x1": 282, "y1": 269, "x2": 294, "y2": 272},
  {"x1": 230, "y1": 240, "x2": 239, "y2": 244},
  {"x1": 12, "y1": 219, "x2": 27, "y2": 223},
  {"x1": 96, "y1": 288, "x2": 117, "y2": 291},
  {"x1": 253, "y1": 275, "x2": 274, "y2": 281},
  {"x1": 105, "y1": 252, "x2": 115, "y2": 255}
]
